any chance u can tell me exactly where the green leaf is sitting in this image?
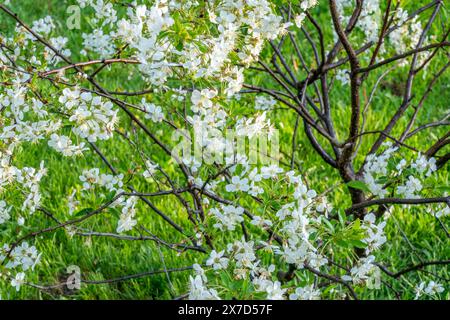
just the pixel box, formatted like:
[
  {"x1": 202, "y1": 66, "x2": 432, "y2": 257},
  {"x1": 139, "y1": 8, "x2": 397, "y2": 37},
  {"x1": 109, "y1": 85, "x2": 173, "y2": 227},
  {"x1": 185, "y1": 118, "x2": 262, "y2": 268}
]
[
  {"x1": 108, "y1": 207, "x2": 121, "y2": 216},
  {"x1": 73, "y1": 208, "x2": 93, "y2": 217},
  {"x1": 322, "y1": 217, "x2": 335, "y2": 232},
  {"x1": 105, "y1": 191, "x2": 117, "y2": 203},
  {"x1": 352, "y1": 218, "x2": 362, "y2": 231},
  {"x1": 350, "y1": 240, "x2": 368, "y2": 249},
  {"x1": 338, "y1": 209, "x2": 347, "y2": 227},
  {"x1": 375, "y1": 176, "x2": 389, "y2": 184},
  {"x1": 435, "y1": 185, "x2": 450, "y2": 193},
  {"x1": 336, "y1": 239, "x2": 350, "y2": 248},
  {"x1": 347, "y1": 180, "x2": 370, "y2": 192}
]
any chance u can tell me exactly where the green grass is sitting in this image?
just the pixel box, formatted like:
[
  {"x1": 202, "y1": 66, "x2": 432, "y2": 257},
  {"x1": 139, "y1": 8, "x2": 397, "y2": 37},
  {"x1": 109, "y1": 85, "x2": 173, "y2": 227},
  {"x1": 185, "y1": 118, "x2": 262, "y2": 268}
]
[{"x1": 0, "y1": 0, "x2": 448, "y2": 300}]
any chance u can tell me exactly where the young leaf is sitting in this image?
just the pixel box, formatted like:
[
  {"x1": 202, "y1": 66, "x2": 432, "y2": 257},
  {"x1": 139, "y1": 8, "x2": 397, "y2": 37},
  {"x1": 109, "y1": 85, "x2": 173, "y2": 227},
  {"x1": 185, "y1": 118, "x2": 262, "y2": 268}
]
[
  {"x1": 73, "y1": 208, "x2": 93, "y2": 217},
  {"x1": 347, "y1": 180, "x2": 371, "y2": 192}
]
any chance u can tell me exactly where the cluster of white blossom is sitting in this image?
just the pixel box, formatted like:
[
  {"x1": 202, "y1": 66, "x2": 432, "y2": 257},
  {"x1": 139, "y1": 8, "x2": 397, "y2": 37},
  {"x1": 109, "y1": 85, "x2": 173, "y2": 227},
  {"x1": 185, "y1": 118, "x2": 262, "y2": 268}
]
[
  {"x1": 363, "y1": 143, "x2": 436, "y2": 199},
  {"x1": 0, "y1": 242, "x2": 41, "y2": 291},
  {"x1": 334, "y1": 2, "x2": 427, "y2": 85},
  {"x1": 254, "y1": 95, "x2": 277, "y2": 111},
  {"x1": 113, "y1": 1, "x2": 175, "y2": 84},
  {"x1": 0, "y1": 200, "x2": 12, "y2": 224},
  {"x1": 290, "y1": 284, "x2": 321, "y2": 300},
  {"x1": 396, "y1": 153, "x2": 436, "y2": 198},
  {"x1": 0, "y1": 81, "x2": 61, "y2": 145},
  {"x1": 414, "y1": 281, "x2": 445, "y2": 300},
  {"x1": 191, "y1": 163, "x2": 336, "y2": 299},
  {"x1": 210, "y1": 204, "x2": 244, "y2": 231},
  {"x1": 275, "y1": 182, "x2": 329, "y2": 270},
  {"x1": 183, "y1": 87, "x2": 275, "y2": 177},
  {"x1": 142, "y1": 161, "x2": 159, "y2": 179},
  {"x1": 188, "y1": 264, "x2": 221, "y2": 300},
  {"x1": 361, "y1": 213, "x2": 387, "y2": 255},
  {"x1": 434, "y1": 204, "x2": 449, "y2": 219},
  {"x1": 226, "y1": 238, "x2": 290, "y2": 300},
  {"x1": 78, "y1": 0, "x2": 118, "y2": 27},
  {"x1": 0, "y1": 154, "x2": 48, "y2": 217},
  {"x1": 142, "y1": 99, "x2": 164, "y2": 123},
  {"x1": 342, "y1": 255, "x2": 381, "y2": 289},
  {"x1": 78, "y1": 168, "x2": 139, "y2": 233},
  {"x1": 59, "y1": 88, "x2": 119, "y2": 142},
  {"x1": 79, "y1": 168, "x2": 124, "y2": 192},
  {"x1": 0, "y1": 69, "x2": 56, "y2": 265},
  {"x1": 293, "y1": 0, "x2": 319, "y2": 28},
  {"x1": 397, "y1": 176, "x2": 423, "y2": 199},
  {"x1": 177, "y1": 0, "x2": 299, "y2": 95},
  {"x1": 77, "y1": 0, "x2": 118, "y2": 57},
  {"x1": 29, "y1": 16, "x2": 55, "y2": 38},
  {"x1": 48, "y1": 134, "x2": 88, "y2": 157},
  {"x1": 116, "y1": 197, "x2": 138, "y2": 233},
  {"x1": 23, "y1": 15, "x2": 71, "y2": 65},
  {"x1": 336, "y1": 0, "x2": 381, "y2": 43},
  {"x1": 0, "y1": 242, "x2": 40, "y2": 271},
  {"x1": 18, "y1": 162, "x2": 47, "y2": 214},
  {"x1": 81, "y1": 29, "x2": 116, "y2": 58},
  {"x1": 389, "y1": 8, "x2": 428, "y2": 67},
  {"x1": 335, "y1": 69, "x2": 349, "y2": 86},
  {"x1": 185, "y1": 90, "x2": 229, "y2": 167},
  {"x1": 206, "y1": 250, "x2": 229, "y2": 270},
  {"x1": 235, "y1": 112, "x2": 275, "y2": 139}
]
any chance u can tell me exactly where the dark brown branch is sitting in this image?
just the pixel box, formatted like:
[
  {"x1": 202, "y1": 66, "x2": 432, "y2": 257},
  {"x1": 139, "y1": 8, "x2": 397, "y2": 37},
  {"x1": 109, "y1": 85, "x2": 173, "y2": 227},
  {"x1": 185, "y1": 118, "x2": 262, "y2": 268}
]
[
  {"x1": 346, "y1": 196, "x2": 449, "y2": 214},
  {"x1": 376, "y1": 260, "x2": 450, "y2": 279}
]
